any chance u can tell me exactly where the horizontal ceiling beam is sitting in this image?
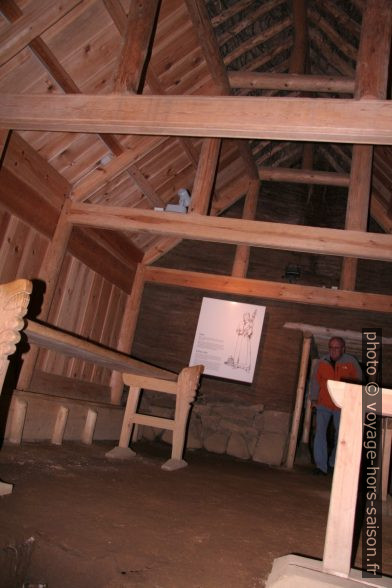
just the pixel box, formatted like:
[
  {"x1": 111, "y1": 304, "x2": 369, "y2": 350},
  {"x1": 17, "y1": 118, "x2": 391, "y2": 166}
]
[
  {"x1": 143, "y1": 266, "x2": 392, "y2": 314},
  {"x1": 259, "y1": 167, "x2": 350, "y2": 186},
  {"x1": 68, "y1": 203, "x2": 392, "y2": 262},
  {"x1": 1, "y1": 94, "x2": 392, "y2": 144},
  {"x1": 228, "y1": 72, "x2": 355, "y2": 93}
]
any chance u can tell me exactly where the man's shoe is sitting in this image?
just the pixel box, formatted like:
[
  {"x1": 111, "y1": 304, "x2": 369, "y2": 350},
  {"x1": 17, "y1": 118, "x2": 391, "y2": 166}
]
[{"x1": 313, "y1": 468, "x2": 327, "y2": 476}]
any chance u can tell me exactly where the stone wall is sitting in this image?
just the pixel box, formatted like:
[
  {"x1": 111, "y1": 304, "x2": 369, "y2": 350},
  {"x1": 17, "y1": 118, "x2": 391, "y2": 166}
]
[{"x1": 138, "y1": 397, "x2": 291, "y2": 466}]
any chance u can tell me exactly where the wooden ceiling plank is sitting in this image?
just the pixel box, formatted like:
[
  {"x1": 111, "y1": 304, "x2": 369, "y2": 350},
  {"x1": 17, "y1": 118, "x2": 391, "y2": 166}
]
[
  {"x1": 144, "y1": 266, "x2": 392, "y2": 314},
  {"x1": 340, "y1": 0, "x2": 392, "y2": 290},
  {"x1": 114, "y1": 0, "x2": 160, "y2": 93},
  {"x1": 184, "y1": 0, "x2": 259, "y2": 181},
  {"x1": 0, "y1": 0, "x2": 80, "y2": 93},
  {"x1": 102, "y1": 0, "x2": 127, "y2": 37},
  {"x1": 0, "y1": 0, "x2": 164, "y2": 218},
  {"x1": 228, "y1": 72, "x2": 355, "y2": 94},
  {"x1": 2, "y1": 94, "x2": 392, "y2": 144},
  {"x1": 68, "y1": 203, "x2": 392, "y2": 262},
  {"x1": 258, "y1": 167, "x2": 349, "y2": 187},
  {"x1": 71, "y1": 136, "x2": 164, "y2": 202},
  {"x1": 0, "y1": 0, "x2": 83, "y2": 67},
  {"x1": 189, "y1": 138, "x2": 221, "y2": 215}
]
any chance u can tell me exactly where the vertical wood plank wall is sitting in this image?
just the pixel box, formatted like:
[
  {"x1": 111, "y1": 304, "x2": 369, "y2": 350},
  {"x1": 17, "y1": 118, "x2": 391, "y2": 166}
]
[{"x1": 0, "y1": 206, "x2": 127, "y2": 387}]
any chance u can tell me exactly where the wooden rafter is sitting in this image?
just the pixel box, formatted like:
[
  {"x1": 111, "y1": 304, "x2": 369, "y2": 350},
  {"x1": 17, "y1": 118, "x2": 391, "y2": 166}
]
[
  {"x1": 184, "y1": 0, "x2": 259, "y2": 181},
  {"x1": 113, "y1": 0, "x2": 160, "y2": 93}
]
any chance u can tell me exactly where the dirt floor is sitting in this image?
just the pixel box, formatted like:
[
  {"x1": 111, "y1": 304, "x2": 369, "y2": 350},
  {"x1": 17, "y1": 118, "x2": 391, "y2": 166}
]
[{"x1": 0, "y1": 440, "x2": 391, "y2": 588}]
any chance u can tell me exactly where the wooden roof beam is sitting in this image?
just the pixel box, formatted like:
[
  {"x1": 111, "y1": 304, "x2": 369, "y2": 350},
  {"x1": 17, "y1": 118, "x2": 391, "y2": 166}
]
[
  {"x1": 189, "y1": 139, "x2": 221, "y2": 215},
  {"x1": 2, "y1": 94, "x2": 392, "y2": 144},
  {"x1": 113, "y1": 0, "x2": 160, "y2": 94},
  {"x1": 258, "y1": 167, "x2": 349, "y2": 187},
  {"x1": 68, "y1": 203, "x2": 392, "y2": 262},
  {"x1": 144, "y1": 266, "x2": 392, "y2": 314},
  {"x1": 228, "y1": 72, "x2": 355, "y2": 94},
  {"x1": 184, "y1": 0, "x2": 259, "y2": 181}
]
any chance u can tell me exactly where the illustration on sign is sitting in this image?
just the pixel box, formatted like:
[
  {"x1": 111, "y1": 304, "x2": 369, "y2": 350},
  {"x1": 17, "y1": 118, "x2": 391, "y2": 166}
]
[{"x1": 189, "y1": 298, "x2": 266, "y2": 383}]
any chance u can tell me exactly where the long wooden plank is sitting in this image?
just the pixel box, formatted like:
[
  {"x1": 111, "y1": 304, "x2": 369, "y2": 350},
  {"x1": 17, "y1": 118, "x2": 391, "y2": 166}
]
[
  {"x1": 1, "y1": 94, "x2": 392, "y2": 144},
  {"x1": 259, "y1": 167, "x2": 349, "y2": 186},
  {"x1": 0, "y1": 0, "x2": 83, "y2": 66},
  {"x1": 24, "y1": 319, "x2": 177, "y2": 381},
  {"x1": 144, "y1": 266, "x2": 392, "y2": 314},
  {"x1": 68, "y1": 202, "x2": 392, "y2": 262},
  {"x1": 228, "y1": 72, "x2": 355, "y2": 94}
]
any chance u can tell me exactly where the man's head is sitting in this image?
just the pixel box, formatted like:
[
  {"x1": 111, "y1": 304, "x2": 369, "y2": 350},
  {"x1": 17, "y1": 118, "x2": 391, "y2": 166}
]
[{"x1": 328, "y1": 336, "x2": 345, "y2": 361}]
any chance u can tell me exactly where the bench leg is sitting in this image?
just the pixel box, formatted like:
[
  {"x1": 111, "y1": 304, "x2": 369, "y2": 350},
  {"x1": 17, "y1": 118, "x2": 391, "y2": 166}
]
[{"x1": 106, "y1": 386, "x2": 140, "y2": 460}]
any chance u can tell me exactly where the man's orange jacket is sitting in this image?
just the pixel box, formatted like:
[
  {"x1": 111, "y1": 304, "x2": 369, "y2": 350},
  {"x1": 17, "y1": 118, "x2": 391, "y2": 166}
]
[{"x1": 310, "y1": 354, "x2": 362, "y2": 410}]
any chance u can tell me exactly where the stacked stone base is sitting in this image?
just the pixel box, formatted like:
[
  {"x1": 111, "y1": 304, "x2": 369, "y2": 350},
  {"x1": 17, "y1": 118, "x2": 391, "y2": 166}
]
[{"x1": 137, "y1": 399, "x2": 290, "y2": 466}]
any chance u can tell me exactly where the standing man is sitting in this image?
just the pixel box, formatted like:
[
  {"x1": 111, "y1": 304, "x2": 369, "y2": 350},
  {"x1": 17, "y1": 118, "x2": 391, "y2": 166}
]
[{"x1": 310, "y1": 336, "x2": 362, "y2": 475}]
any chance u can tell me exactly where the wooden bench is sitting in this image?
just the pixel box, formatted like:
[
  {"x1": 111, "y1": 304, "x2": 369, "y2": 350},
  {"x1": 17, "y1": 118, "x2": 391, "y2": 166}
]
[
  {"x1": 0, "y1": 279, "x2": 203, "y2": 474},
  {"x1": 106, "y1": 365, "x2": 204, "y2": 470}
]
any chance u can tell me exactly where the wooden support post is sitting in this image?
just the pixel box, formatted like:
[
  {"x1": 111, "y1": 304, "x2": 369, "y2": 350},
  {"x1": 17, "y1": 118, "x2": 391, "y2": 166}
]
[
  {"x1": 340, "y1": 0, "x2": 392, "y2": 290},
  {"x1": 109, "y1": 263, "x2": 145, "y2": 404},
  {"x1": 118, "y1": 386, "x2": 140, "y2": 450},
  {"x1": 8, "y1": 398, "x2": 27, "y2": 445},
  {"x1": 232, "y1": 179, "x2": 259, "y2": 278},
  {"x1": 382, "y1": 417, "x2": 392, "y2": 502},
  {"x1": 189, "y1": 138, "x2": 221, "y2": 215},
  {"x1": 51, "y1": 406, "x2": 69, "y2": 445},
  {"x1": 105, "y1": 386, "x2": 139, "y2": 459},
  {"x1": 301, "y1": 397, "x2": 312, "y2": 444},
  {"x1": 285, "y1": 334, "x2": 312, "y2": 468},
  {"x1": 81, "y1": 408, "x2": 98, "y2": 445},
  {"x1": 17, "y1": 200, "x2": 72, "y2": 391}
]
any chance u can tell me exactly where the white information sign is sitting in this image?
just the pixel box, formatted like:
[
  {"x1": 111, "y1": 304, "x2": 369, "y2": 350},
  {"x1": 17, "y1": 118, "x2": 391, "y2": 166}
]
[{"x1": 189, "y1": 297, "x2": 266, "y2": 383}]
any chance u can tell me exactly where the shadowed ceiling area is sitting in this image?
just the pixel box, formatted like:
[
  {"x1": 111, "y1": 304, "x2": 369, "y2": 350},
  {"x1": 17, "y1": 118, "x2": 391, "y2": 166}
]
[{"x1": 0, "y1": 0, "x2": 391, "y2": 306}]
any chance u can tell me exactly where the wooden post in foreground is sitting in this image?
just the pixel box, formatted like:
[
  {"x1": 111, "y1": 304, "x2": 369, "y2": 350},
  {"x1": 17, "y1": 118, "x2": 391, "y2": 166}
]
[{"x1": 285, "y1": 333, "x2": 312, "y2": 468}]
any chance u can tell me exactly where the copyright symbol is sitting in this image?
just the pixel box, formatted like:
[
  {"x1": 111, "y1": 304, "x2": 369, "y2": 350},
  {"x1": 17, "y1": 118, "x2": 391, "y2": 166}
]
[{"x1": 365, "y1": 382, "x2": 379, "y2": 396}]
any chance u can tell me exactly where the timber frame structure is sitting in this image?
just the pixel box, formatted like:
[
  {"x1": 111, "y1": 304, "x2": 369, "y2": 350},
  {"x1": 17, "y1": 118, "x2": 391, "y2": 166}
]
[{"x1": 0, "y1": 1, "x2": 391, "y2": 405}]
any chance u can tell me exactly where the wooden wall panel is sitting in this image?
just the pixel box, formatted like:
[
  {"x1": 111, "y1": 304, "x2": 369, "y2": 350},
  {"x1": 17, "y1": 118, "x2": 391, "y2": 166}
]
[{"x1": 0, "y1": 207, "x2": 126, "y2": 387}]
